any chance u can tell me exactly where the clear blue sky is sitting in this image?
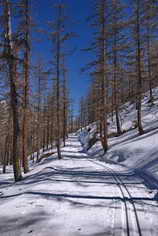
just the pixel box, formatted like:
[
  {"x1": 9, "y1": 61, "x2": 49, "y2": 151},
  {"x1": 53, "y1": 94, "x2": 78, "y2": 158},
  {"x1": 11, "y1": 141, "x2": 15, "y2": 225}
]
[{"x1": 31, "y1": 0, "x2": 95, "y2": 114}]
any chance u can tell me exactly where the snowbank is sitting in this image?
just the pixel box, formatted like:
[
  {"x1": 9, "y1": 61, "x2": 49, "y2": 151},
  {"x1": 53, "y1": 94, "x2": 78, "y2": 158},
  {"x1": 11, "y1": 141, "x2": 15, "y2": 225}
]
[
  {"x1": 105, "y1": 129, "x2": 158, "y2": 170},
  {"x1": 78, "y1": 124, "x2": 98, "y2": 151},
  {"x1": 78, "y1": 87, "x2": 158, "y2": 181}
]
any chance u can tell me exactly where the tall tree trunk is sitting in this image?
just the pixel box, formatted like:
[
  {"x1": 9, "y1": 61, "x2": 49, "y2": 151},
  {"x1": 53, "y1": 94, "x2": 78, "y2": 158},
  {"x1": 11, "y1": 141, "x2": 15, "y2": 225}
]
[
  {"x1": 55, "y1": 5, "x2": 62, "y2": 159},
  {"x1": 22, "y1": 0, "x2": 30, "y2": 173},
  {"x1": 136, "y1": 0, "x2": 144, "y2": 135},
  {"x1": 5, "y1": 0, "x2": 22, "y2": 181},
  {"x1": 100, "y1": 0, "x2": 108, "y2": 153}
]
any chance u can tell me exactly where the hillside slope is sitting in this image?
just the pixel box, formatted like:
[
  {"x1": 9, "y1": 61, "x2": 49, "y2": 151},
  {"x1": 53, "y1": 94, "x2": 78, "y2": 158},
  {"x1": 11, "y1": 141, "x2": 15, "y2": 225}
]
[{"x1": 79, "y1": 88, "x2": 158, "y2": 187}]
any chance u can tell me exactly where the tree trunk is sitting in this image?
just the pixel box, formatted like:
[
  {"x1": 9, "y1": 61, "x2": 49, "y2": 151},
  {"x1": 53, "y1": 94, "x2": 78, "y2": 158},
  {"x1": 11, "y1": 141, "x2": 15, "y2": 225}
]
[
  {"x1": 136, "y1": 0, "x2": 144, "y2": 135},
  {"x1": 5, "y1": 0, "x2": 22, "y2": 181},
  {"x1": 99, "y1": 0, "x2": 108, "y2": 153},
  {"x1": 55, "y1": 5, "x2": 62, "y2": 159},
  {"x1": 22, "y1": 0, "x2": 30, "y2": 173}
]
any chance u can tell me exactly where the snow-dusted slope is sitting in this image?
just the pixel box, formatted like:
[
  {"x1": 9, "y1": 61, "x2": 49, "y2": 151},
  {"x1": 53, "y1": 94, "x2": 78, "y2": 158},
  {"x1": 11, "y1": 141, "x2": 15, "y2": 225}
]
[{"x1": 79, "y1": 87, "x2": 158, "y2": 183}]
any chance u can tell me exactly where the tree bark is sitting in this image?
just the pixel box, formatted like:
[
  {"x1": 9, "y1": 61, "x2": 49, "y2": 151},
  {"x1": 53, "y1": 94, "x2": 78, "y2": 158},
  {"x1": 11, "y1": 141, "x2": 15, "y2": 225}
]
[
  {"x1": 136, "y1": 0, "x2": 144, "y2": 135},
  {"x1": 22, "y1": 0, "x2": 30, "y2": 173},
  {"x1": 5, "y1": 0, "x2": 22, "y2": 181}
]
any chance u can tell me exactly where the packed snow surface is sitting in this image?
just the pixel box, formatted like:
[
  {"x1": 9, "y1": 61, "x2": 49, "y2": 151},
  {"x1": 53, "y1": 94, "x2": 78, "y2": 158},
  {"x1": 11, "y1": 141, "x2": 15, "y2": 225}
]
[{"x1": 0, "y1": 134, "x2": 158, "y2": 236}]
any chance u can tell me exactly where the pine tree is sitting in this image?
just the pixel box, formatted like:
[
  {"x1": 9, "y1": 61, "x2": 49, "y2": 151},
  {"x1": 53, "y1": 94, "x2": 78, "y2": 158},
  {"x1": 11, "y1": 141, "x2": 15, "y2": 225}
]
[
  {"x1": 108, "y1": 0, "x2": 127, "y2": 136},
  {"x1": 95, "y1": 0, "x2": 109, "y2": 152},
  {"x1": 19, "y1": 0, "x2": 31, "y2": 173},
  {"x1": 131, "y1": 0, "x2": 145, "y2": 135},
  {"x1": 143, "y1": 0, "x2": 158, "y2": 102},
  {"x1": 49, "y1": 3, "x2": 73, "y2": 158},
  {"x1": 3, "y1": 0, "x2": 22, "y2": 181},
  {"x1": 61, "y1": 58, "x2": 69, "y2": 146}
]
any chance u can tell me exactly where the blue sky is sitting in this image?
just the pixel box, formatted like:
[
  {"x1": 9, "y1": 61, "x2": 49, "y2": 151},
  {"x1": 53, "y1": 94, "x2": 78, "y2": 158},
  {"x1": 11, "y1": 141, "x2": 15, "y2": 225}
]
[{"x1": 31, "y1": 0, "x2": 95, "y2": 114}]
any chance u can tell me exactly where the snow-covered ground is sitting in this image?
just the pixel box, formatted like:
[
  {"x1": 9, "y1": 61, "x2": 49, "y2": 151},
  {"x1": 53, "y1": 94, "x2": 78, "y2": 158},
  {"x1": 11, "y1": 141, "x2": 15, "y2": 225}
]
[
  {"x1": 80, "y1": 87, "x2": 158, "y2": 184},
  {"x1": 0, "y1": 135, "x2": 158, "y2": 236},
  {"x1": 1, "y1": 88, "x2": 158, "y2": 235}
]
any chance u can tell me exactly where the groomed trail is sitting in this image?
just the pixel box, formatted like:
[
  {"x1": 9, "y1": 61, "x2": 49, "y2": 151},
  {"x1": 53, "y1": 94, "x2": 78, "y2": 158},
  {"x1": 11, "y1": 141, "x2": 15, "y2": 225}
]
[{"x1": 0, "y1": 134, "x2": 158, "y2": 236}]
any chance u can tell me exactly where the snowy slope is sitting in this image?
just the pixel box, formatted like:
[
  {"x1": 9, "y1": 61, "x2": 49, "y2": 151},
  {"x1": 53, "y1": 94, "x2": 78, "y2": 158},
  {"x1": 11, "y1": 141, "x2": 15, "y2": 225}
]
[{"x1": 79, "y1": 87, "x2": 158, "y2": 183}]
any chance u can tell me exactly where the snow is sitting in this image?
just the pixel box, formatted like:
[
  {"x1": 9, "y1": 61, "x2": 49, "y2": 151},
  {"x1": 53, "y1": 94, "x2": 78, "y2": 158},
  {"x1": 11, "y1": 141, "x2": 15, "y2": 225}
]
[
  {"x1": 0, "y1": 135, "x2": 158, "y2": 235},
  {"x1": 79, "y1": 87, "x2": 158, "y2": 182},
  {"x1": 1, "y1": 88, "x2": 158, "y2": 235},
  {"x1": 0, "y1": 137, "x2": 128, "y2": 236}
]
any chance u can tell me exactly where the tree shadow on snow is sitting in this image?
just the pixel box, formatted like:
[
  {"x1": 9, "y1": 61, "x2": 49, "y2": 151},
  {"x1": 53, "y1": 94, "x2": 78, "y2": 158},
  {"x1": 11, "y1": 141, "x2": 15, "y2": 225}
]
[{"x1": 0, "y1": 210, "x2": 48, "y2": 235}]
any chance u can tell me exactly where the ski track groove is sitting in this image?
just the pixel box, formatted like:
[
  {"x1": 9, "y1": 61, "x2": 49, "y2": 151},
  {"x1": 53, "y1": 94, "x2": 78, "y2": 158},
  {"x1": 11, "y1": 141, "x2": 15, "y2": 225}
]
[{"x1": 84, "y1": 148, "x2": 143, "y2": 236}]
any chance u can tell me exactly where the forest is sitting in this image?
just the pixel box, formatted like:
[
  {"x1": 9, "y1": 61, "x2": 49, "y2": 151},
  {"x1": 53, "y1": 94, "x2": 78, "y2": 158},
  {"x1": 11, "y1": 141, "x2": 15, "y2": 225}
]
[
  {"x1": 0, "y1": 0, "x2": 158, "y2": 181},
  {"x1": 0, "y1": 1, "x2": 158, "y2": 235}
]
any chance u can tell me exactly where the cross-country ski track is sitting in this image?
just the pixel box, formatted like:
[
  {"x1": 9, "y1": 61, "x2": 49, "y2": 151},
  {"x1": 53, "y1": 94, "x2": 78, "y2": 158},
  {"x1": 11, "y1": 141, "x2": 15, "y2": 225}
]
[{"x1": 0, "y1": 134, "x2": 158, "y2": 236}]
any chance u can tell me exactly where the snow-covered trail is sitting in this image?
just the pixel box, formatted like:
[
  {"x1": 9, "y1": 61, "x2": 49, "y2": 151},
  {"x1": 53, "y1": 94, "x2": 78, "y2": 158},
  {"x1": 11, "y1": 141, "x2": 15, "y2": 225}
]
[{"x1": 0, "y1": 135, "x2": 158, "y2": 236}]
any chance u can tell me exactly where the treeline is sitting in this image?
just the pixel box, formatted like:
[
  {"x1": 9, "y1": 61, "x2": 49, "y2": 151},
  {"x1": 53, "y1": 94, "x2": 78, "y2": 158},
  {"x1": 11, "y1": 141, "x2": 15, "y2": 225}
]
[
  {"x1": 77, "y1": 0, "x2": 158, "y2": 152},
  {"x1": 0, "y1": 1, "x2": 74, "y2": 181},
  {"x1": 1, "y1": 0, "x2": 158, "y2": 182}
]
